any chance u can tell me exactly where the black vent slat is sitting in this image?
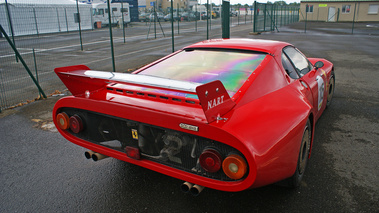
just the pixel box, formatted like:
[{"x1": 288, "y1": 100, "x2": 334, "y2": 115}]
[{"x1": 106, "y1": 86, "x2": 198, "y2": 105}]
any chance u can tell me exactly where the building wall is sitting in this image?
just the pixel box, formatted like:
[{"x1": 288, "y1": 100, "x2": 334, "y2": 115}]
[
  {"x1": 300, "y1": 1, "x2": 379, "y2": 22},
  {"x1": 358, "y1": 3, "x2": 379, "y2": 21},
  {"x1": 0, "y1": 3, "x2": 93, "y2": 36}
]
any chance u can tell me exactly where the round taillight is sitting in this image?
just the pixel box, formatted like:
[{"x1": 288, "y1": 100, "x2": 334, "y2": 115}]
[
  {"x1": 222, "y1": 154, "x2": 247, "y2": 180},
  {"x1": 69, "y1": 115, "x2": 84, "y2": 133},
  {"x1": 56, "y1": 112, "x2": 70, "y2": 130},
  {"x1": 199, "y1": 149, "x2": 222, "y2": 173}
]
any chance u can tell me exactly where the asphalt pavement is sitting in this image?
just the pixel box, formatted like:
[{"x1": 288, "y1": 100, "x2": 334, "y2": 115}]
[{"x1": 1, "y1": 21, "x2": 378, "y2": 212}]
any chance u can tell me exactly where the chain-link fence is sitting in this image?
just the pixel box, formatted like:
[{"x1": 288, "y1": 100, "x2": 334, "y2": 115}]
[
  {"x1": 253, "y1": 2, "x2": 299, "y2": 33},
  {"x1": 0, "y1": 0, "x2": 300, "y2": 112}
]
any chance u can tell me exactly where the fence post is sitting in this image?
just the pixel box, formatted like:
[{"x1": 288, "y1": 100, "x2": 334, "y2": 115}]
[
  {"x1": 263, "y1": 4, "x2": 266, "y2": 31},
  {"x1": 270, "y1": 4, "x2": 274, "y2": 31},
  {"x1": 33, "y1": 8, "x2": 39, "y2": 36},
  {"x1": 287, "y1": 6, "x2": 289, "y2": 25},
  {"x1": 154, "y1": 4, "x2": 157, "y2": 38},
  {"x1": 56, "y1": 8, "x2": 61, "y2": 32},
  {"x1": 274, "y1": 4, "x2": 277, "y2": 30},
  {"x1": 91, "y1": 8, "x2": 94, "y2": 30},
  {"x1": 291, "y1": 7, "x2": 293, "y2": 23},
  {"x1": 253, "y1": 1, "x2": 257, "y2": 33},
  {"x1": 352, "y1": 2, "x2": 357, "y2": 34},
  {"x1": 305, "y1": 5, "x2": 308, "y2": 33},
  {"x1": 177, "y1": 4, "x2": 179, "y2": 35},
  {"x1": 171, "y1": 0, "x2": 174, "y2": 52},
  {"x1": 121, "y1": 2, "x2": 126, "y2": 43},
  {"x1": 65, "y1": 8, "x2": 69, "y2": 32},
  {"x1": 290, "y1": 7, "x2": 292, "y2": 23},
  {"x1": 207, "y1": 0, "x2": 209, "y2": 39},
  {"x1": 280, "y1": 5, "x2": 282, "y2": 27},
  {"x1": 107, "y1": 0, "x2": 116, "y2": 72},
  {"x1": 245, "y1": 8, "x2": 247, "y2": 24},
  {"x1": 5, "y1": 0, "x2": 18, "y2": 62},
  {"x1": 222, "y1": 0, "x2": 230, "y2": 39},
  {"x1": 76, "y1": 0, "x2": 83, "y2": 51},
  {"x1": 195, "y1": 5, "x2": 198, "y2": 32},
  {"x1": 32, "y1": 49, "x2": 41, "y2": 97}
]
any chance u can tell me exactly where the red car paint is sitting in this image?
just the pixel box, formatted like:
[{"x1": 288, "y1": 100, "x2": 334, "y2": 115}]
[{"x1": 53, "y1": 39, "x2": 334, "y2": 192}]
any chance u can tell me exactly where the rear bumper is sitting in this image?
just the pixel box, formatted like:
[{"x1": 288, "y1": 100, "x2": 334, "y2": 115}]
[{"x1": 53, "y1": 96, "x2": 257, "y2": 192}]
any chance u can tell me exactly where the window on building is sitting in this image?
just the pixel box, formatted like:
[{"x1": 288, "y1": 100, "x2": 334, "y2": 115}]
[
  {"x1": 121, "y1": 8, "x2": 129, "y2": 13},
  {"x1": 368, "y1": 4, "x2": 379, "y2": 14},
  {"x1": 306, "y1": 5, "x2": 313, "y2": 13},
  {"x1": 112, "y1": 8, "x2": 117, "y2": 12},
  {"x1": 342, "y1": 5, "x2": 351, "y2": 13}
]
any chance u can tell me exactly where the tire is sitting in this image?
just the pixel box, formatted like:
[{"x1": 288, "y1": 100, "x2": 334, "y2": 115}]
[
  {"x1": 326, "y1": 72, "x2": 335, "y2": 108},
  {"x1": 286, "y1": 119, "x2": 312, "y2": 188}
]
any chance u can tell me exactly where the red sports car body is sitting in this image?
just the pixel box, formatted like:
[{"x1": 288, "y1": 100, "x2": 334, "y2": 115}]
[{"x1": 53, "y1": 39, "x2": 334, "y2": 194}]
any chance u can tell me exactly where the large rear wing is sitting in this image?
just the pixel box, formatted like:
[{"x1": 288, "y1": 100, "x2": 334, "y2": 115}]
[{"x1": 55, "y1": 65, "x2": 235, "y2": 123}]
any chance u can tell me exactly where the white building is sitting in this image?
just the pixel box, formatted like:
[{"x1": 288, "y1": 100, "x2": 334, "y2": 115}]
[{"x1": 0, "y1": 0, "x2": 92, "y2": 36}]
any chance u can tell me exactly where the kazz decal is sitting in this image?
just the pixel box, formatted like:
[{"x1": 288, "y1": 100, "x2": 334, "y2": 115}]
[{"x1": 316, "y1": 75, "x2": 325, "y2": 110}]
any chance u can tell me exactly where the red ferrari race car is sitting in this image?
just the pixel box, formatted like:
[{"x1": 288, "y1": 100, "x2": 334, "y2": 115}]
[{"x1": 53, "y1": 39, "x2": 335, "y2": 195}]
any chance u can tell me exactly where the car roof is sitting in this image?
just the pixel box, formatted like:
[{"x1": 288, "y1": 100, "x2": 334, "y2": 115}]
[{"x1": 183, "y1": 38, "x2": 291, "y2": 55}]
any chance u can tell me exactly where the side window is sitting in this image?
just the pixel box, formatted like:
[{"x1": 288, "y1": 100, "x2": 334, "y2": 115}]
[
  {"x1": 282, "y1": 53, "x2": 299, "y2": 79},
  {"x1": 283, "y1": 46, "x2": 312, "y2": 76}
]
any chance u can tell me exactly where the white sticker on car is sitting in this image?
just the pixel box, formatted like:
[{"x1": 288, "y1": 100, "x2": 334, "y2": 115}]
[{"x1": 316, "y1": 75, "x2": 325, "y2": 110}]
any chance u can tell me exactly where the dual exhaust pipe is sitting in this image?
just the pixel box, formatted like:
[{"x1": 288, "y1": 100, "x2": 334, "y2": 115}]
[
  {"x1": 181, "y1": 182, "x2": 205, "y2": 196},
  {"x1": 85, "y1": 151, "x2": 204, "y2": 196},
  {"x1": 85, "y1": 150, "x2": 109, "y2": 161}
]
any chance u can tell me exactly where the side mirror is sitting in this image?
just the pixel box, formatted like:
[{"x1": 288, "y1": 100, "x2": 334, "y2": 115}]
[{"x1": 315, "y1": 61, "x2": 324, "y2": 70}]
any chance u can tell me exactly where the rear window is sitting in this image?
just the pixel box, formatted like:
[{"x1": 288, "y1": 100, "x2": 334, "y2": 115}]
[{"x1": 139, "y1": 49, "x2": 266, "y2": 97}]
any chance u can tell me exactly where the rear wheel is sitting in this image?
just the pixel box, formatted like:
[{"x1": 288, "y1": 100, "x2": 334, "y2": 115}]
[
  {"x1": 326, "y1": 72, "x2": 335, "y2": 108},
  {"x1": 287, "y1": 119, "x2": 312, "y2": 188}
]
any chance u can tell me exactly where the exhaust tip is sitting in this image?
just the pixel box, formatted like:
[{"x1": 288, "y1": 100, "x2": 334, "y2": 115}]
[
  {"x1": 92, "y1": 153, "x2": 108, "y2": 161},
  {"x1": 190, "y1": 185, "x2": 204, "y2": 196},
  {"x1": 84, "y1": 151, "x2": 95, "y2": 159},
  {"x1": 181, "y1": 182, "x2": 194, "y2": 193}
]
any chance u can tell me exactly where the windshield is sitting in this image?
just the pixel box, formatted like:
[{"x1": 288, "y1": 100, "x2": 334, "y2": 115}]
[{"x1": 138, "y1": 49, "x2": 266, "y2": 97}]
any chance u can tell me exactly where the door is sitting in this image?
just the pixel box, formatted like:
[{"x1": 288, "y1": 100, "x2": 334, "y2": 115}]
[
  {"x1": 282, "y1": 46, "x2": 327, "y2": 118},
  {"x1": 328, "y1": 7, "x2": 336, "y2": 22}
]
